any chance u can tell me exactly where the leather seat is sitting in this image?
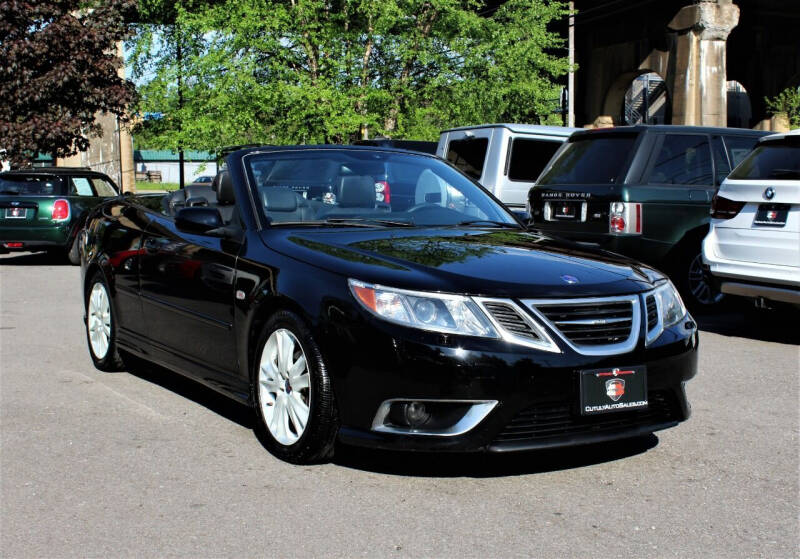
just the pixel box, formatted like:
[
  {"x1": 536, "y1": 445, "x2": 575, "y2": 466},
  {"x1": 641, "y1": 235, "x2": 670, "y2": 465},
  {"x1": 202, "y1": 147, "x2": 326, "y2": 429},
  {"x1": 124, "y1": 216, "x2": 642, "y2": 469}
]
[
  {"x1": 261, "y1": 188, "x2": 314, "y2": 223},
  {"x1": 414, "y1": 169, "x2": 447, "y2": 206},
  {"x1": 213, "y1": 171, "x2": 237, "y2": 224}
]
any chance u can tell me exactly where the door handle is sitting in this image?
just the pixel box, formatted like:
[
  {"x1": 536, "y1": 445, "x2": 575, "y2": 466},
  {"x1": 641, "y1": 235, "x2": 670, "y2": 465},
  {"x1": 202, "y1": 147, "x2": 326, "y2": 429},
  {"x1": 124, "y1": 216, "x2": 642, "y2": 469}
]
[{"x1": 689, "y1": 190, "x2": 709, "y2": 202}]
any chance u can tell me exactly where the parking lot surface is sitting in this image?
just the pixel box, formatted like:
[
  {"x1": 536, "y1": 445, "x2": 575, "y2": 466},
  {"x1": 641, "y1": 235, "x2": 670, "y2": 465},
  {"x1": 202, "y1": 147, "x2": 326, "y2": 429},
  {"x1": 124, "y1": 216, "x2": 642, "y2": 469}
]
[{"x1": 1, "y1": 252, "x2": 798, "y2": 558}]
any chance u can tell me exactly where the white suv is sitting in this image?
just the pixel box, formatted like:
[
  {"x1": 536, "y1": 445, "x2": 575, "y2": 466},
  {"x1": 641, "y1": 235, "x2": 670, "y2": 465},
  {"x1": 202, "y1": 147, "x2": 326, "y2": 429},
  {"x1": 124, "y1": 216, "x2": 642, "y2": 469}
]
[
  {"x1": 702, "y1": 129, "x2": 800, "y2": 307},
  {"x1": 436, "y1": 124, "x2": 578, "y2": 210}
]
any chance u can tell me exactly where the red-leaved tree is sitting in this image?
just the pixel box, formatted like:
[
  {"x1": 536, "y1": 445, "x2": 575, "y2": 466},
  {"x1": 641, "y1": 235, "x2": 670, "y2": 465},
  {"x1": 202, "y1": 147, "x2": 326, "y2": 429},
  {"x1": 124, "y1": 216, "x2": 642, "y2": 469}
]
[{"x1": 0, "y1": 1, "x2": 137, "y2": 168}]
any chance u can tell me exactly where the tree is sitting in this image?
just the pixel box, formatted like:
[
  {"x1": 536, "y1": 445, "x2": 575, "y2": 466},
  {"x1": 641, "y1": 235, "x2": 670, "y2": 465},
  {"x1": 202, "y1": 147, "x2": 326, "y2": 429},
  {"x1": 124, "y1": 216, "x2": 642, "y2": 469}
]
[
  {"x1": 130, "y1": 0, "x2": 569, "y2": 152},
  {"x1": 0, "y1": 0, "x2": 137, "y2": 168},
  {"x1": 765, "y1": 87, "x2": 800, "y2": 129}
]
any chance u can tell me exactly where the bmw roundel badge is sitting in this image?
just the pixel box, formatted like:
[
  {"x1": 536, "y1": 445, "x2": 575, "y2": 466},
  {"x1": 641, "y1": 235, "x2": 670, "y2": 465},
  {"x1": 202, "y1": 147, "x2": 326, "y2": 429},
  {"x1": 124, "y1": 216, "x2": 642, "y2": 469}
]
[
  {"x1": 561, "y1": 274, "x2": 579, "y2": 284},
  {"x1": 764, "y1": 187, "x2": 775, "y2": 200}
]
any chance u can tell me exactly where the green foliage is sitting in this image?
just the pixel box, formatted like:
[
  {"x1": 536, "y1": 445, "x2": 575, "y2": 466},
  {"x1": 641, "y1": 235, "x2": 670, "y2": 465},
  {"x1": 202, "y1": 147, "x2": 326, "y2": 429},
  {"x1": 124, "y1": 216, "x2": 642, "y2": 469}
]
[
  {"x1": 765, "y1": 87, "x2": 800, "y2": 128},
  {"x1": 129, "y1": 0, "x2": 570, "y2": 152}
]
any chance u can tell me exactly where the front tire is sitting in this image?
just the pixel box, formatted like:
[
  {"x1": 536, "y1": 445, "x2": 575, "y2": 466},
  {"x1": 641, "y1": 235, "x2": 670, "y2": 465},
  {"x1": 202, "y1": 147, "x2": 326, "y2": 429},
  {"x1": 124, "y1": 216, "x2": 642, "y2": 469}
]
[
  {"x1": 253, "y1": 311, "x2": 338, "y2": 464},
  {"x1": 85, "y1": 272, "x2": 125, "y2": 371}
]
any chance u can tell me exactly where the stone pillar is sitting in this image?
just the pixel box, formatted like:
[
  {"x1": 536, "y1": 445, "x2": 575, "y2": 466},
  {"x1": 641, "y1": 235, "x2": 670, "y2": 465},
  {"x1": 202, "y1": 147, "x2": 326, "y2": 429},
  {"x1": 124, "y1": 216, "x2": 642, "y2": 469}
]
[{"x1": 668, "y1": 0, "x2": 739, "y2": 126}]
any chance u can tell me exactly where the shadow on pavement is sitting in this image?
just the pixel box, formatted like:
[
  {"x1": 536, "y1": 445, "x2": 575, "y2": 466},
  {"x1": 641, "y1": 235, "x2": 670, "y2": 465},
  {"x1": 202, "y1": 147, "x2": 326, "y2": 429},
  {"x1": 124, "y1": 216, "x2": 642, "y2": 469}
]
[
  {"x1": 694, "y1": 300, "x2": 799, "y2": 345},
  {"x1": 124, "y1": 356, "x2": 254, "y2": 429},
  {"x1": 0, "y1": 251, "x2": 68, "y2": 266},
  {"x1": 333, "y1": 434, "x2": 659, "y2": 478},
  {"x1": 122, "y1": 354, "x2": 659, "y2": 477}
]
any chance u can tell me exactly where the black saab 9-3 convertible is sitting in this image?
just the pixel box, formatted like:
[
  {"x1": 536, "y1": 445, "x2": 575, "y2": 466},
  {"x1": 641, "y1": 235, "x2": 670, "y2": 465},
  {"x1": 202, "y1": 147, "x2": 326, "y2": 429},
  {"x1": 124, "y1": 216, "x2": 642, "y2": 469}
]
[{"x1": 80, "y1": 146, "x2": 697, "y2": 464}]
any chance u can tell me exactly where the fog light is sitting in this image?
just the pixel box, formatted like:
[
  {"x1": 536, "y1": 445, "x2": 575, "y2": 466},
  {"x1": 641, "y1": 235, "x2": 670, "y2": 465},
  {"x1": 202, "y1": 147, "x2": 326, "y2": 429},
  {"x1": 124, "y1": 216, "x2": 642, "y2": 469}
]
[{"x1": 403, "y1": 401, "x2": 431, "y2": 428}]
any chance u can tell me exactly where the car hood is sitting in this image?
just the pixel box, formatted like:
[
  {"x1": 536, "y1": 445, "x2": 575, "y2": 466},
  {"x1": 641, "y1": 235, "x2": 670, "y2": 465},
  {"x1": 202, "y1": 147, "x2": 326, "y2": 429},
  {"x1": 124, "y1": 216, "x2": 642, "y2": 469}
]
[{"x1": 261, "y1": 227, "x2": 662, "y2": 298}]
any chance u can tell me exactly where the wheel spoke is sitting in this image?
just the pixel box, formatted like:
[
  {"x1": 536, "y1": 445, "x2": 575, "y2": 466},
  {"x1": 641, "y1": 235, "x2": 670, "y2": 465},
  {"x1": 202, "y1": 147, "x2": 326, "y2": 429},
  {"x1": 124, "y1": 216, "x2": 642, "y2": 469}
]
[
  {"x1": 288, "y1": 355, "x2": 306, "y2": 379},
  {"x1": 278, "y1": 330, "x2": 294, "y2": 375},
  {"x1": 291, "y1": 372, "x2": 310, "y2": 391},
  {"x1": 259, "y1": 376, "x2": 281, "y2": 393},
  {"x1": 286, "y1": 396, "x2": 307, "y2": 434}
]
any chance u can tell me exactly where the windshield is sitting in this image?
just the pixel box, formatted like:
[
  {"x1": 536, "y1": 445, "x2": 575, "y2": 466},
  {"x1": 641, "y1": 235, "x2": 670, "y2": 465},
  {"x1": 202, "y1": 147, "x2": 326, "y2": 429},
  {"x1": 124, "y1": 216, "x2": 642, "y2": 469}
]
[
  {"x1": 0, "y1": 175, "x2": 66, "y2": 195},
  {"x1": 728, "y1": 139, "x2": 800, "y2": 180},
  {"x1": 244, "y1": 149, "x2": 518, "y2": 228},
  {"x1": 537, "y1": 135, "x2": 637, "y2": 185}
]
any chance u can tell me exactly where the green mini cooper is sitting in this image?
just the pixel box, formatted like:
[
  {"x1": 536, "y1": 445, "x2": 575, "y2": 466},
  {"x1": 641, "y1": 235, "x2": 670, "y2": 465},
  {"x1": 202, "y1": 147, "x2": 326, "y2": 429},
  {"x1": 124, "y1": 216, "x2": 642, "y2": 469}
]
[{"x1": 0, "y1": 167, "x2": 119, "y2": 264}]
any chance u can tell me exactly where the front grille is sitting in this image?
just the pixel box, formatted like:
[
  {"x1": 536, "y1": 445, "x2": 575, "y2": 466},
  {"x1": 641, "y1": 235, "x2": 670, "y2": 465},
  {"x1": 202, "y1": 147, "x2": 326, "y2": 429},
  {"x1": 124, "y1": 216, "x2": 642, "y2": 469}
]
[
  {"x1": 482, "y1": 301, "x2": 540, "y2": 340},
  {"x1": 492, "y1": 391, "x2": 680, "y2": 444},
  {"x1": 646, "y1": 294, "x2": 658, "y2": 332},
  {"x1": 534, "y1": 299, "x2": 634, "y2": 346}
]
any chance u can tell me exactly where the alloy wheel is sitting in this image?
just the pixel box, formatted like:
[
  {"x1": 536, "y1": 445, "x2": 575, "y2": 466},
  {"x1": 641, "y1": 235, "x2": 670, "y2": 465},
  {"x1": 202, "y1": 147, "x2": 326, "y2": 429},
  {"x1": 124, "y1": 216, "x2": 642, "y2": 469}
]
[
  {"x1": 87, "y1": 283, "x2": 111, "y2": 359},
  {"x1": 258, "y1": 328, "x2": 311, "y2": 446},
  {"x1": 687, "y1": 253, "x2": 723, "y2": 306}
]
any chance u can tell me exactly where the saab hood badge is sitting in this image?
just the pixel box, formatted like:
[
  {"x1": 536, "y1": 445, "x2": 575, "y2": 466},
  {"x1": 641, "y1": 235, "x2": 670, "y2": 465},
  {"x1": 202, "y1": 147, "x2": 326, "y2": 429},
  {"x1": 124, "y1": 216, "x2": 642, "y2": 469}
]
[
  {"x1": 764, "y1": 187, "x2": 775, "y2": 200},
  {"x1": 605, "y1": 378, "x2": 625, "y2": 402},
  {"x1": 561, "y1": 274, "x2": 579, "y2": 284}
]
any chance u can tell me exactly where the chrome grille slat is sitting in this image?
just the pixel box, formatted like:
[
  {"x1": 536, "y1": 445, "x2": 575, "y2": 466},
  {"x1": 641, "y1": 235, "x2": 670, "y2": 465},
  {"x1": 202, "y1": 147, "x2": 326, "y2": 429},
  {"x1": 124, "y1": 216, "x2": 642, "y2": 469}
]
[
  {"x1": 481, "y1": 301, "x2": 540, "y2": 340},
  {"x1": 522, "y1": 294, "x2": 642, "y2": 356}
]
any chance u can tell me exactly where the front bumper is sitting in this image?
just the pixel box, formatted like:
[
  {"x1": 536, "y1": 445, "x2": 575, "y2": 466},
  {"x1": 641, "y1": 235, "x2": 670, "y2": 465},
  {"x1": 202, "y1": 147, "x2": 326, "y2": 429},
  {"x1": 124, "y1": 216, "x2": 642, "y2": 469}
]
[{"x1": 329, "y1": 317, "x2": 698, "y2": 453}]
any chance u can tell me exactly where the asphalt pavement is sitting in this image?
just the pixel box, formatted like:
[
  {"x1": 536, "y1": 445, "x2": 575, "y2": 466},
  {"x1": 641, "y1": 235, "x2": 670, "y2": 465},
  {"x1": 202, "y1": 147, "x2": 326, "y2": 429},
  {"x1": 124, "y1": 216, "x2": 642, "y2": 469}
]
[{"x1": 1, "y1": 251, "x2": 798, "y2": 558}]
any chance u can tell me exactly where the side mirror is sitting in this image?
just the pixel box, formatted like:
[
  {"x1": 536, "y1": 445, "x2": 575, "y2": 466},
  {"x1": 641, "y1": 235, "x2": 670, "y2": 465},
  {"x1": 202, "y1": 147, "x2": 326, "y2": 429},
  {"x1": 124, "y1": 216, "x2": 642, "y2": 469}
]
[
  {"x1": 175, "y1": 207, "x2": 224, "y2": 234},
  {"x1": 510, "y1": 209, "x2": 530, "y2": 222}
]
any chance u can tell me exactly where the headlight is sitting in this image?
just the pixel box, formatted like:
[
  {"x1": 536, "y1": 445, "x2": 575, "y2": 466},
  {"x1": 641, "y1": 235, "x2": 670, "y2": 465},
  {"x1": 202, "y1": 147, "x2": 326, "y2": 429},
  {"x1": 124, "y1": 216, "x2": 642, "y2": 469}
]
[
  {"x1": 655, "y1": 281, "x2": 687, "y2": 328},
  {"x1": 348, "y1": 279, "x2": 498, "y2": 338}
]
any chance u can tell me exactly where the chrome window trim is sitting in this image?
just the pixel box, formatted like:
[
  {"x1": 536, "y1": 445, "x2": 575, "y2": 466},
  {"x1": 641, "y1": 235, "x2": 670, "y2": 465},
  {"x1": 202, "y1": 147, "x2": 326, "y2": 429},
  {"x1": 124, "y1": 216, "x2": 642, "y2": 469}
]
[
  {"x1": 371, "y1": 399, "x2": 498, "y2": 436},
  {"x1": 522, "y1": 294, "x2": 641, "y2": 356},
  {"x1": 473, "y1": 297, "x2": 562, "y2": 353}
]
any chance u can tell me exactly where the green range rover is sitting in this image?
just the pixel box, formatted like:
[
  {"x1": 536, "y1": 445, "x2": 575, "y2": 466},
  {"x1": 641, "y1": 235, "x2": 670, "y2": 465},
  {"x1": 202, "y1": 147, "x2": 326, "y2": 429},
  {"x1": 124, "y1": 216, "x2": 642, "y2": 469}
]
[
  {"x1": 528, "y1": 125, "x2": 769, "y2": 309},
  {"x1": 0, "y1": 167, "x2": 119, "y2": 264}
]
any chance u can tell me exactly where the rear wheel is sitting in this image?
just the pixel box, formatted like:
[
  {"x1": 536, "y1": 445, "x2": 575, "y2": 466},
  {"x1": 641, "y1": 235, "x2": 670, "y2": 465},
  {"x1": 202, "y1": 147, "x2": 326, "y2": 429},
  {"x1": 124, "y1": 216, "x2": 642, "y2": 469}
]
[
  {"x1": 676, "y1": 250, "x2": 724, "y2": 310},
  {"x1": 85, "y1": 272, "x2": 125, "y2": 371},
  {"x1": 253, "y1": 311, "x2": 338, "y2": 464}
]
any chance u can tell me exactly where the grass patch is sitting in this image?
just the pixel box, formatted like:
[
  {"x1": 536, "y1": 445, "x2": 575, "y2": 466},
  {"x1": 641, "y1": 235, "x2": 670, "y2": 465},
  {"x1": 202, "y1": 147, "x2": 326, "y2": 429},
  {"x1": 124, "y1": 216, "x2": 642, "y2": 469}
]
[{"x1": 135, "y1": 181, "x2": 180, "y2": 191}]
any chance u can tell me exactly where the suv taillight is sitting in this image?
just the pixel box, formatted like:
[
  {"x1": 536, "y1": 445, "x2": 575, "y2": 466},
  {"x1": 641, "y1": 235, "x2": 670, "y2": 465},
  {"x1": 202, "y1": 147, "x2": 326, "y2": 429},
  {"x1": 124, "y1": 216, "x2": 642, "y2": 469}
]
[
  {"x1": 710, "y1": 194, "x2": 745, "y2": 219},
  {"x1": 609, "y1": 202, "x2": 641, "y2": 235},
  {"x1": 375, "y1": 181, "x2": 391, "y2": 203},
  {"x1": 52, "y1": 199, "x2": 70, "y2": 221}
]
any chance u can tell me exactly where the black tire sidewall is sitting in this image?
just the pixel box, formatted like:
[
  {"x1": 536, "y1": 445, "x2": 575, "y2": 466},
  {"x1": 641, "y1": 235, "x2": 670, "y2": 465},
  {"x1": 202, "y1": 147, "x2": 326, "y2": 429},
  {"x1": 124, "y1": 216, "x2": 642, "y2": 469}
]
[{"x1": 252, "y1": 310, "x2": 338, "y2": 464}]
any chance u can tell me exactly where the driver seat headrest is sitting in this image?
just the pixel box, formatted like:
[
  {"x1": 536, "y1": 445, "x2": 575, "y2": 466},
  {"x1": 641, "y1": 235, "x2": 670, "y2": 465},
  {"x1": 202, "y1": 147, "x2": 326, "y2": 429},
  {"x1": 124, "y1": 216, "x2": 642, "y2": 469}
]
[{"x1": 214, "y1": 170, "x2": 235, "y2": 205}]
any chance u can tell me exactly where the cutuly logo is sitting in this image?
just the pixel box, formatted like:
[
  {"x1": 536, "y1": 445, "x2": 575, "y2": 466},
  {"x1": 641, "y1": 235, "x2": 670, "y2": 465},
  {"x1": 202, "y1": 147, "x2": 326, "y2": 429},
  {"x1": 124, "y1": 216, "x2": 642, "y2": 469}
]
[
  {"x1": 764, "y1": 187, "x2": 775, "y2": 200},
  {"x1": 561, "y1": 274, "x2": 579, "y2": 284},
  {"x1": 605, "y1": 378, "x2": 626, "y2": 402}
]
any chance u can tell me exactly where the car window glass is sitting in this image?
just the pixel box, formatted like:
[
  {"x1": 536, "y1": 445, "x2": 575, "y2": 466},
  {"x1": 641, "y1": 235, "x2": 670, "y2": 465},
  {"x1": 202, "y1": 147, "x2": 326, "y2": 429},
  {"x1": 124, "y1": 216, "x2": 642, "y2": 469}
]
[
  {"x1": 646, "y1": 134, "x2": 712, "y2": 185},
  {"x1": 712, "y1": 138, "x2": 730, "y2": 184},
  {"x1": 446, "y1": 138, "x2": 489, "y2": 180},
  {"x1": 244, "y1": 150, "x2": 516, "y2": 227},
  {"x1": 71, "y1": 177, "x2": 95, "y2": 196},
  {"x1": 537, "y1": 135, "x2": 636, "y2": 185},
  {"x1": 508, "y1": 139, "x2": 561, "y2": 182},
  {"x1": 724, "y1": 136, "x2": 761, "y2": 169},
  {"x1": 91, "y1": 178, "x2": 118, "y2": 196},
  {"x1": 728, "y1": 139, "x2": 800, "y2": 180},
  {"x1": 0, "y1": 175, "x2": 66, "y2": 195}
]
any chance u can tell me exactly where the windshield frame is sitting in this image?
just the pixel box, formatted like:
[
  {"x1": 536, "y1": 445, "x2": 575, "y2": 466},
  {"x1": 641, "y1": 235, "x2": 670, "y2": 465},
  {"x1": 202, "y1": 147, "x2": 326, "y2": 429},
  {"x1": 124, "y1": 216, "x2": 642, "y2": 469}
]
[{"x1": 240, "y1": 147, "x2": 523, "y2": 231}]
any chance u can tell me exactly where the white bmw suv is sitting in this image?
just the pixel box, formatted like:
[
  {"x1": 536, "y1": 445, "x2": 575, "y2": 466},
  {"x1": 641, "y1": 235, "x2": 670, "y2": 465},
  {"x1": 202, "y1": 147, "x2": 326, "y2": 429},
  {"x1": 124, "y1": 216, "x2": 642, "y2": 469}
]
[{"x1": 702, "y1": 129, "x2": 800, "y2": 307}]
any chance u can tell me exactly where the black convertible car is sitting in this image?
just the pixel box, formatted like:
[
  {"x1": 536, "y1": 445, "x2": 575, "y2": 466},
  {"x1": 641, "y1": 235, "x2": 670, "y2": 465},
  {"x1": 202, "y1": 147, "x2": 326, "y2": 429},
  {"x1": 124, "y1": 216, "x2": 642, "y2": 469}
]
[{"x1": 80, "y1": 146, "x2": 698, "y2": 464}]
